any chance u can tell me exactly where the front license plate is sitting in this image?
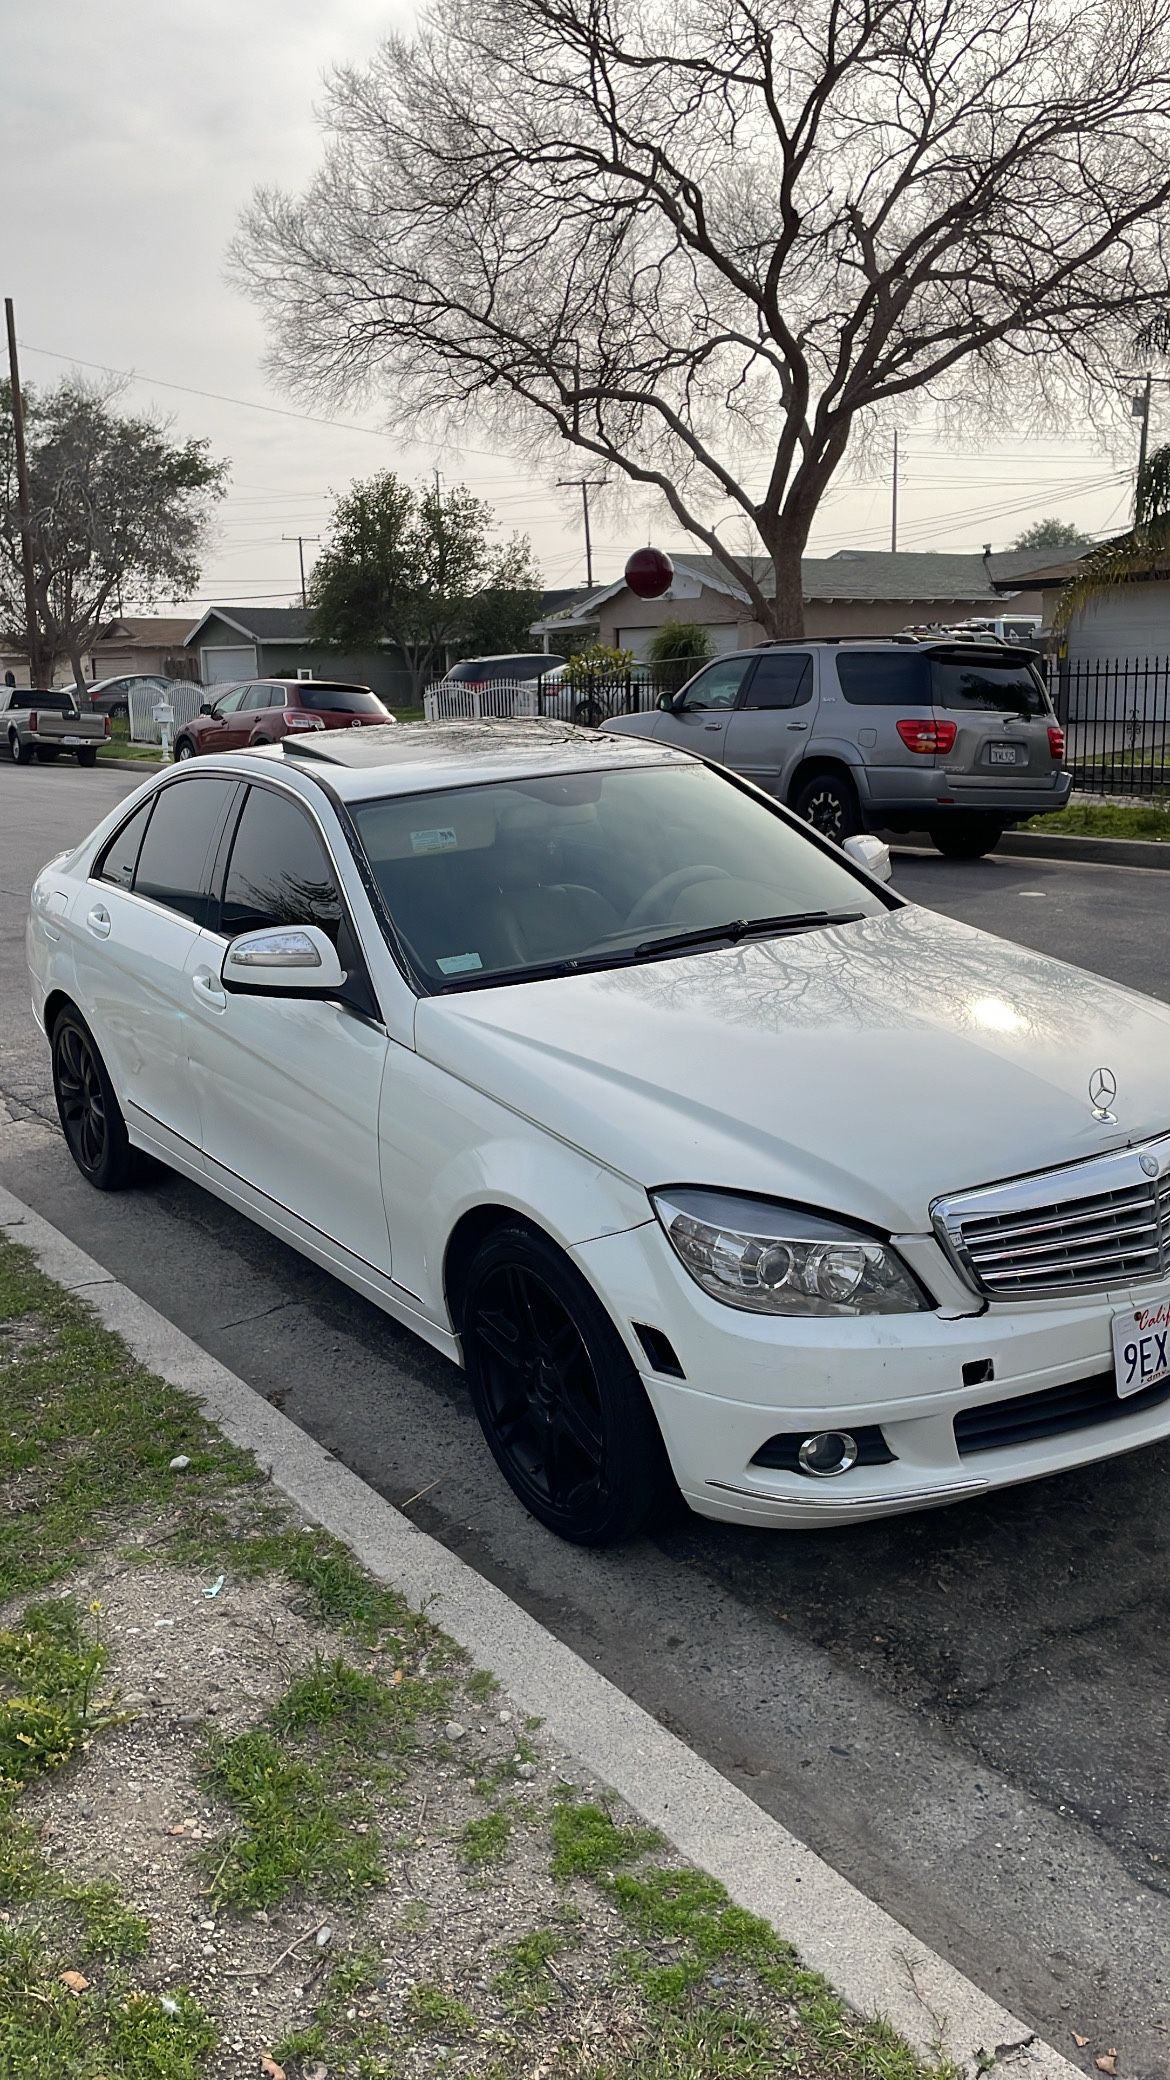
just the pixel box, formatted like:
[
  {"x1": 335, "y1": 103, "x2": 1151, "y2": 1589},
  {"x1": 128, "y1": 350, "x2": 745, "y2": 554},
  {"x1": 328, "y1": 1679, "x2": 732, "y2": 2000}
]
[
  {"x1": 987, "y1": 742, "x2": 1025, "y2": 767},
  {"x1": 1112, "y1": 1297, "x2": 1170, "y2": 1398}
]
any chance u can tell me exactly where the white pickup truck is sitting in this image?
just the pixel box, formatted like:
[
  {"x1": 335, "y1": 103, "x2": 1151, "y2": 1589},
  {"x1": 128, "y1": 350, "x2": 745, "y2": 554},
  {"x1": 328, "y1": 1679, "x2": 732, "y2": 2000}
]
[{"x1": 1, "y1": 689, "x2": 109, "y2": 767}]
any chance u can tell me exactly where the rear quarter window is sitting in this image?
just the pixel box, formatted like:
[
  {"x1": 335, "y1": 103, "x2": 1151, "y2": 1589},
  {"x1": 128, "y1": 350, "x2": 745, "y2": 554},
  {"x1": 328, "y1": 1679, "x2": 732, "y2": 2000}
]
[{"x1": 836, "y1": 653, "x2": 930, "y2": 705}]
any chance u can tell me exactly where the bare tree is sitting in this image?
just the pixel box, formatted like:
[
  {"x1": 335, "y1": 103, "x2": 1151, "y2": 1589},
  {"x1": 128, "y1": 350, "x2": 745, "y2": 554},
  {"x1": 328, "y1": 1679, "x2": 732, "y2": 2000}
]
[{"x1": 235, "y1": 0, "x2": 1170, "y2": 636}]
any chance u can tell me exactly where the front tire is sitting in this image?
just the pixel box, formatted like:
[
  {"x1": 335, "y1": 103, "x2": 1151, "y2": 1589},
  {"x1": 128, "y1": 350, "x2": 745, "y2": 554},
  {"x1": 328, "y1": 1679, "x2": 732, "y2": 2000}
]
[
  {"x1": 929, "y1": 816, "x2": 1005, "y2": 860},
  {"x1": 460, "y1": 1224, "x2": 675, "y2": 1544},
  {"x1": 790, "y1": 768, "x2": 861, "y2": 842},
  {"x1": 571, "y1": 695, "x2": 605, "y2": 729},
  {"x1": 51, "y1": 1009, "x2": 140, "y2": 1191},
  {"x1": 173, "y1": 738, "x2": 196, "y2": 762}
]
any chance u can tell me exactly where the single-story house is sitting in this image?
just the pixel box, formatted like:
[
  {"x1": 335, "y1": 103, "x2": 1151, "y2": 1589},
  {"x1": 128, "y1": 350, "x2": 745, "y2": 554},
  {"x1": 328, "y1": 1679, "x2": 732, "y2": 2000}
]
[
  {"x1": 1008, "y1": 550, "x2": 1170, "y2": 722},
  {"x1": 184, "y1": 608, "x2": 414, "y2": 707},
  {"x1": 85, "y1": 616, "x2": 199, "y2": 682},
  {"x1": 531, "y1": 549, "x2": 1045, "y2": 654}
]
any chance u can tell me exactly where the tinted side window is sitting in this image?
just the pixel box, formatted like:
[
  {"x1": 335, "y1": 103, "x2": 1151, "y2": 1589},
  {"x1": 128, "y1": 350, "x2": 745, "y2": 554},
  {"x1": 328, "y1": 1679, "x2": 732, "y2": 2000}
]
[
  {"x1": 743, "y1": 654, "x2": 813, "y2": 710},
  {"x1": 836, "y1": 653, "x2": 929, "y2": 706},
  {"x1": 96, "y1": 799, "x2": 155, "y2": 890},
  {"x1": 133, "y1": 778, "x2": 236, "y2": 924},
  {"x1": 220, "y1": 786, "x2": 343, "y2": 944},
  {"x1": 297, "y1": 685, "x2": 385, "y2": 714},
  {"x1": 679, "y1": 657, "x2": 754, "y2": 711}
]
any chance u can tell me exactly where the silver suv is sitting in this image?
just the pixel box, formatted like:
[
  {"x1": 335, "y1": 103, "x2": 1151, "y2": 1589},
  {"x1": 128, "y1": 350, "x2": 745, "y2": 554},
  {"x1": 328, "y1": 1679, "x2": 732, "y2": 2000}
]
[{"x1": 604, "y1": 636, "x2": 1071, "y2": 858}]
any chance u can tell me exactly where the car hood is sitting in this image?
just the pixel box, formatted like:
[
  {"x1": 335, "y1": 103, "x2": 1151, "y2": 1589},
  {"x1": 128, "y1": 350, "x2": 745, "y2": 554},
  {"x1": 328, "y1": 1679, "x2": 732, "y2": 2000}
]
[{"x1": 414, "y1": 905, "x2": 1170, "y2": 1233}]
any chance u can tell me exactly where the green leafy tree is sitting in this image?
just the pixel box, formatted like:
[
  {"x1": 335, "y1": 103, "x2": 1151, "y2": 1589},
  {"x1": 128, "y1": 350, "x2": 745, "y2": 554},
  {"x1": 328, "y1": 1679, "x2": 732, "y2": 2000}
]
[
  {"x1": 309, "y1": 471, "x2": 541, "y2": 696},
  {"x1": 1013, "y1": 518, "x2": 1091, "y2": 553},
  {"x1": 647, "y1": 620, "x2": 715, "y2": 693},
  {"x1": 0, "y1": 378, "x2": 225, "y2": 686}
]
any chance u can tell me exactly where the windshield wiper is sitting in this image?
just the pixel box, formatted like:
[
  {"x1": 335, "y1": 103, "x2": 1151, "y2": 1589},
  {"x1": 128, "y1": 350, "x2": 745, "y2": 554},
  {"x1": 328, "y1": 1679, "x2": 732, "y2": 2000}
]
[
  {"x1": 433, "y1": 947, "x2": 642, "y2": 991},
  {"x1": 633, "y1": 911, "x2": 865, "y2": 960}
]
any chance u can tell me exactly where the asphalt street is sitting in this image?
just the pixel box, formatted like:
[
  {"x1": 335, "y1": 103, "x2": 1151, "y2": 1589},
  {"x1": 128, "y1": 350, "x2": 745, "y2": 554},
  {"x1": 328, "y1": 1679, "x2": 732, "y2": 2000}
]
[{"x1": 3, "y1": 760, "x2": 1170, "y2": 2072}]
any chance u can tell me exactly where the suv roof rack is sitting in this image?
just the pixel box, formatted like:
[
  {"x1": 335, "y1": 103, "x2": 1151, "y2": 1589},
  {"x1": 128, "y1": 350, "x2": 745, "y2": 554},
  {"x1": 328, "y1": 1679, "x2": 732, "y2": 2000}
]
[{"x1": 759, "y1": 632, "x2": 1021, "y2": 649}]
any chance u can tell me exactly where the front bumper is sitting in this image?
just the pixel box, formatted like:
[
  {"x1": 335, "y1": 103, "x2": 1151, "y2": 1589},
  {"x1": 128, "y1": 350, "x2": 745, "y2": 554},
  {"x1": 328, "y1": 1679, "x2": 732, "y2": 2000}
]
[{"x1": 575, "y1": 1222, "x2": 1170, "y2": 1528}]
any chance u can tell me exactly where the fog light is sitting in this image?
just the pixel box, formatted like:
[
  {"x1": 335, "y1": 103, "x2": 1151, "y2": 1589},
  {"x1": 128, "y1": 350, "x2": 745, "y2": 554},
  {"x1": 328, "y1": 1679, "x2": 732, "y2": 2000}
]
[{"x1": 797, "y1": 1431, "x2": 859, "y2": 1477}]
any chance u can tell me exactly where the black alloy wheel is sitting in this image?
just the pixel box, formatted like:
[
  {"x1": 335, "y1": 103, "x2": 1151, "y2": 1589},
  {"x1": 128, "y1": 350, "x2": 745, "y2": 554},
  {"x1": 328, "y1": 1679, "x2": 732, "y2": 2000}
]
[
  {"x1": 51, "y1": 1011, "x2": 139, "y2": 1190},
  {"x1": 790, "y1": 769, "x2": 861, "y2": 843},
  {"x1": 461, "y1": 1225, "x2": 674, "y2": 1544}
]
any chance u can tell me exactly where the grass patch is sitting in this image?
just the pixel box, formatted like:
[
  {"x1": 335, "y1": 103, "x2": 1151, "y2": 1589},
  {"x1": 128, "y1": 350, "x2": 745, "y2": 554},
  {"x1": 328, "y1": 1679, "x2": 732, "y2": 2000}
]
[
  {"x1": 203, "y1": 1723, "x2": 382, "y2": 1910},
  {"x1": 0, "y1": 1598, "x2": 113, "y2": 1790},
  {"x1": 551, "y1": 1798, "x2": 662, "y2": 1881},
  {"x1": 0, "y1": 1921, "x2": 214, "y2": 2076},
  {"x1": 466, "y1": 1667, "x2": 500, "y2": 1704},
  {"x1": 405, "y1": 1982, "x2": 477, "y2": 2034},
  {"x1": 493, "y1": 1925, "x2": 568, "y2": 2013},
  {"x1": 1024, "y1": 800, "x2": 1170, "y2": 841},
  {"x1": 460, "y1": 1805, "x2": 514, "y2": 1867}
]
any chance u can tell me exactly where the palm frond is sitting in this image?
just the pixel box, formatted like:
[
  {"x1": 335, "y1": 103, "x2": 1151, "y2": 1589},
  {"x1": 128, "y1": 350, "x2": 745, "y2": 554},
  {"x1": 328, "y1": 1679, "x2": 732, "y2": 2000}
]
[{"x1": 1055, "y1": 447, "x2": 1170, "y2": 628}]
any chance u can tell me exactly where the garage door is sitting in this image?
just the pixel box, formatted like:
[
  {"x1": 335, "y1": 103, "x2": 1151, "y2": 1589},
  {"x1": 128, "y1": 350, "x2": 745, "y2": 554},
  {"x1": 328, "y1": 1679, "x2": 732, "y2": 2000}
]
[
  {"x1": 617, "y1": 624, "x2": 739, "y2": 659},
  {"x1": 201, "y1": 645, "x2": 257, "y2": 684}
]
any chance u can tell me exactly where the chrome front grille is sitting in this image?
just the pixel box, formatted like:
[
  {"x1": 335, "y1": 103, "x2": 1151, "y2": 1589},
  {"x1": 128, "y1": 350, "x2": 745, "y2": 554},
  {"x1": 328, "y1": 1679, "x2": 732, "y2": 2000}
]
[{"x1": 933, "y1": 1136, "x2": 1170, "y2": 1298}]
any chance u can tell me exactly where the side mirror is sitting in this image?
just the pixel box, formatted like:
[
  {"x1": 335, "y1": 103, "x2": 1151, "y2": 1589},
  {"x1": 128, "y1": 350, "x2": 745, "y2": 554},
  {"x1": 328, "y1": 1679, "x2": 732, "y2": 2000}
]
[
  {"x1": 842, "y1": 833, "x2": 892, "y2": 884},
  {"x1": 656, "y1": 691, "x2": 674, "y2": 711},
  {"x1": 221, "y1": 924, "x2": 345, "y2": 995},
  {"x1": 199, "y1": 701, "x2": 215, "y2": 716}
]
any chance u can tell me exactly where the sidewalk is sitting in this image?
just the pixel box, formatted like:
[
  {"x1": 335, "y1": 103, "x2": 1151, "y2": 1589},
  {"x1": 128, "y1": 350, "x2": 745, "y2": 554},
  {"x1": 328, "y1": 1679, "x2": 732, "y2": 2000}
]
[{"x1": 0, "y1": 1201, "x2": 1082, "y2": 2080}]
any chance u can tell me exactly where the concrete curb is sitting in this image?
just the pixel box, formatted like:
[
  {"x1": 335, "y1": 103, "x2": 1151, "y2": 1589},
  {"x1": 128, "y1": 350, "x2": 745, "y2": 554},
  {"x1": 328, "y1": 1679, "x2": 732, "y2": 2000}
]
[
  {"x1": 0, "y1": 1169, "x2": 1079, "y2": 2080},
  {"x1": 890, "y1": 829, "x2": 1170, "y2": 870},
  {"x1": 96, "y1": 756, "x2": 167, "y2": 774}
]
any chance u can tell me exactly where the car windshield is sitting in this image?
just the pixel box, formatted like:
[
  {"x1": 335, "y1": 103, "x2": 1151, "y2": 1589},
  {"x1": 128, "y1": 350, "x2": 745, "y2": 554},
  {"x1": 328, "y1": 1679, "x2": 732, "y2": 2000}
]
[
  {"x1": 296, "y1": 684, "x2": 386, "y2": 713},
  {"x1": 930, "y1": 657, "x2": 1049, "y2": 718},
  {"x1": 348, "y1": 762, "x2": 886, "y2": 989}
]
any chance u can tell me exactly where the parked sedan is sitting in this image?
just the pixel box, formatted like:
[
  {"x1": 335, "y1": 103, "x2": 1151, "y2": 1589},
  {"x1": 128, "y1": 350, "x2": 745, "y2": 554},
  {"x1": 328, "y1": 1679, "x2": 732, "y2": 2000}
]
[
  {"x1": 172, "y1": 679, "x2": 393, "y2": 760},
  {"x1": 80, "y1": 674, "x2": 186, "y2": 720},
  {"x1": 26, "y1": 720, "x2": 1170, "y2": 1545}
]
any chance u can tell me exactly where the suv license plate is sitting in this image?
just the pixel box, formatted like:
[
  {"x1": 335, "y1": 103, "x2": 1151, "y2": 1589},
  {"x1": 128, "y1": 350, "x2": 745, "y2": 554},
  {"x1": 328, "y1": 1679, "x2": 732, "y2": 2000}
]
[
  {"x1": 1112, "y1": 1298, "x2": 1170, "y2": 1398},
  {"x1": 987, "y1": 742, "x2": 1025, "y2": 767}
]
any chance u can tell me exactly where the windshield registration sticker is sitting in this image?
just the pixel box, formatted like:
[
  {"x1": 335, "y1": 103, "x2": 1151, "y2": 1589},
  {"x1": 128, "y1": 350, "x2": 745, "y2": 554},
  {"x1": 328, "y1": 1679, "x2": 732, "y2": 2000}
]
[
  {"x1": 411, "y1": 827, "x2": 458, "y2": 854},
  {"x1": 436, "y1": 952, "x2": 483, "y2": 975}
]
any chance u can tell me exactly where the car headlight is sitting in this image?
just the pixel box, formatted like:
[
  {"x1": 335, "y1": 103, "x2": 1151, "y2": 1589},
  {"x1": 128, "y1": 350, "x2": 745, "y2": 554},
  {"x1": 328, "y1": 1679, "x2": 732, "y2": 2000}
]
[{"x1": 651, "y1": 1189, "x2": 931, "y2": 1317}]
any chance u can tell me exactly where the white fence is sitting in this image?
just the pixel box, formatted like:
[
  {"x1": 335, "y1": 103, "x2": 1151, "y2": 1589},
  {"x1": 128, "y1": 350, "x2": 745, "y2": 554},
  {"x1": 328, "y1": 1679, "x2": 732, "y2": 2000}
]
[
  {"x1": 424, "y1": 679, "x2": 542, "y2": 722},
  {"x1": 128, "y1": 680, "x2": 206, "y2": 744}
]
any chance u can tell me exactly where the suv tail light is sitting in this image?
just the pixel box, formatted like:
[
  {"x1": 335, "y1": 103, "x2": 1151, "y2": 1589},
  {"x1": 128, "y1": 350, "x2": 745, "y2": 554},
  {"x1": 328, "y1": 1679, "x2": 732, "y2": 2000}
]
[
  {"x1": 283, "y1": 710, "x2": 325, "y2": 731},
  {"x1": 896, "y1": 718, "x2": 957, "y2": 755},
  {"x1": 1047, "y1": 724, "x2": 1065, "y2": 760}
]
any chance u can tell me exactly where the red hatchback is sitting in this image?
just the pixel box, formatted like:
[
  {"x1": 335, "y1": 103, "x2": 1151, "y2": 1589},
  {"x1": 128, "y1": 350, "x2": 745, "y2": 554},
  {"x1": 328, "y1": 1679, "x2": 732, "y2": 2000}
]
[{"x1": 173, "y1": 679, "x2": 394, "y2": 761}]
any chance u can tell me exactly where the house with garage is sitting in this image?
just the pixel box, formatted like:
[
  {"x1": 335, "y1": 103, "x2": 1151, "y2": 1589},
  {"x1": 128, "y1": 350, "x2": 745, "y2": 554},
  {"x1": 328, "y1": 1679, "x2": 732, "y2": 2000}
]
[
  {"x1": 531, "y1": 549, "x2": 1045, "y2": 654},
  {"x1": 184, "y1": 607, "x2": 414, "y2": 706}
]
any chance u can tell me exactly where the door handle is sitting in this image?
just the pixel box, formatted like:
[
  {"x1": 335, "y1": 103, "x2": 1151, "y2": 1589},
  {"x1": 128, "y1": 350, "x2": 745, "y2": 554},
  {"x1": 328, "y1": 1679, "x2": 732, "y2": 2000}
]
[
  {"x1": 86, "y1": 904, "x2": 111, "y2": 938},
  {"x1": 191, "y1": 968, "x2": 228, "y2": 1011},
  {"x1": 703, "y1": 721, "x2": 722, "y2": 731},
  {"x1": 786, "y1": 721, "x2": 809, "y2": 731}
]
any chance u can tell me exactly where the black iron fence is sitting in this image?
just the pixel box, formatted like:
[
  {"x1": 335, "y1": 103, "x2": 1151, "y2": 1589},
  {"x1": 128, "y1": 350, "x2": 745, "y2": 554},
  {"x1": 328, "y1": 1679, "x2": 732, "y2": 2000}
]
[{"x1": 1047, "y1": 657, "x2": 1170, "y2": 798}]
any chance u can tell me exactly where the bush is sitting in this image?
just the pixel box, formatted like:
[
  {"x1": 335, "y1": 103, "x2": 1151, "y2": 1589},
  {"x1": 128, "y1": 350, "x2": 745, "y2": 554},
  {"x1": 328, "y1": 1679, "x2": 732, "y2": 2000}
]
[{"x1": 647, "y1": 621, "x2": 715, "y2": 694}]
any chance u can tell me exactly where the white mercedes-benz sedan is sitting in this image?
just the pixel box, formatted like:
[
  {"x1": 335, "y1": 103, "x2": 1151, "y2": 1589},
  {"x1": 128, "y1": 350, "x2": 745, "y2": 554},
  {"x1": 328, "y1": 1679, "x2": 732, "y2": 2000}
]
[{"x1": 26, "y1": 720, "x2": 1170, "y2": 1544}]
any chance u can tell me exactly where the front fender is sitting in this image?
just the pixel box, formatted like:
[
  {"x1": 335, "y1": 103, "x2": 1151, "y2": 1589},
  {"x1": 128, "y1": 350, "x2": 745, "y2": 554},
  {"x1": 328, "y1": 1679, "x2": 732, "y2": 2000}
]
[{"x1": 377, "y1": 1046, "x2": 651, "y2": 1323}]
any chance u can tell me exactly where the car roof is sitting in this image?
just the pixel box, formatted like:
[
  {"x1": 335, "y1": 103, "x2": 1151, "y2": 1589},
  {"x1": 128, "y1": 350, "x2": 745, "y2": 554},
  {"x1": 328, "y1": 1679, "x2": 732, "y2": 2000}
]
[{"x1": 220, "y1": 718, "x2": 690, "y2": 799}]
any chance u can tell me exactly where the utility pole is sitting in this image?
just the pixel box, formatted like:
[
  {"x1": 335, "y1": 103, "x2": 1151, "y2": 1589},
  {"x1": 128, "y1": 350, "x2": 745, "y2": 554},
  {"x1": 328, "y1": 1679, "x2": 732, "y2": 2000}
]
[
  {"x1": 890, "y1": 429, "x2": 899, "y2": 553},
  {"x1": 282, "y1": 534, "x2": 320, "y2": 610},
  {"x1": 557, "y1": 476, "x2": 605, "y2": 587},
  {"x1": 1134, "y1": 372, "x2": 1153, "y2": 517},
  {"x1": 5, "y1": 298, "x2": 44, "y2": 686}
]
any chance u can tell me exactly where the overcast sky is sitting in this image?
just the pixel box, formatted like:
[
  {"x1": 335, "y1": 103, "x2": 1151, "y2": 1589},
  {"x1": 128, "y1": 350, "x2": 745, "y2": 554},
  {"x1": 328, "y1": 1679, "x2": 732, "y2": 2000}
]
[{"x1": 3, "y1": 0, "x2": 1150, "y2": 615}]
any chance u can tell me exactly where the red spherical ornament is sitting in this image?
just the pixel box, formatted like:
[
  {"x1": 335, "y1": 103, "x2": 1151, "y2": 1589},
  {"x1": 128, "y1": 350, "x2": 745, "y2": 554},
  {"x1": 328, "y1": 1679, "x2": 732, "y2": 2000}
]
[{"x1": 624, "y1": 546, "x2": 674, "y2": 599}]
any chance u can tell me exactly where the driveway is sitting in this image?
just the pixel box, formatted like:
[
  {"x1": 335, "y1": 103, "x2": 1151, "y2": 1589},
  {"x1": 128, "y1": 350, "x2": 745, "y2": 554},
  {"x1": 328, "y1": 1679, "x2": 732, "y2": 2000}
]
[{"x1": 2, "y1": 761, "x2": 1169, "y2": 2073}]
